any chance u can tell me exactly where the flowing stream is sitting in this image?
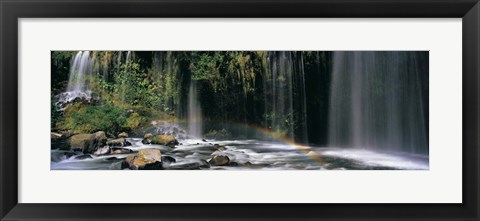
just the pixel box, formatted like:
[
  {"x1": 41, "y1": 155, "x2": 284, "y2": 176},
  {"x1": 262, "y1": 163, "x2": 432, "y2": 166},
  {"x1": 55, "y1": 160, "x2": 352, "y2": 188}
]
[{"x1": 51, "y1": 136, "x2": 428, "y2": 170}]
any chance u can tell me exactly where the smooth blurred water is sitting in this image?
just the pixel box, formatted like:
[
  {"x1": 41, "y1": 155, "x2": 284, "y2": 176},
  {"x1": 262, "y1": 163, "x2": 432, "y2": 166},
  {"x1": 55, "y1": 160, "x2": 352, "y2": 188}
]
[{"x1": 51, "y1": 137, "x2": 428, "y2": 170}]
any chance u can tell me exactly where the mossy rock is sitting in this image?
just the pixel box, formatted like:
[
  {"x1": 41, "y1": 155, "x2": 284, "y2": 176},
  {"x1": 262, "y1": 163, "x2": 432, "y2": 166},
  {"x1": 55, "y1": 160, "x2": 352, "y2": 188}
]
[
  {"x1": 118, "y1": 132, "x2": 128, "y2": 138},
  {"x1": 122, "y1": 149, "x2": 162, "y2": 170},
  {"x1": 67, "y1": 131, "x2": 107, "y2": 153},
  {"x1": 150, "y1": 135, "x2": 179, "y2": 147},
  {"x1": 208, "y1": 155, "x2": 230, "y2": 166}
]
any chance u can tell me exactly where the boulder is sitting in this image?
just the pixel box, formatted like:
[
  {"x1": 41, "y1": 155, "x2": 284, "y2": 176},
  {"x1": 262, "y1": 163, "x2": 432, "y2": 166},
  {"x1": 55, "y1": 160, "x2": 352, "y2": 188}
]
[
  {"x1": 107, "y1": 138, "x2": 131, "y2": 147},
  {"x1": 67, "y1": 131, "x2": 107, "y2": 154},
  {"x1": 142, "y1": 133, "x2": 153, "y2": 144},
  {"x1": 168, "y1": 160, "x2": 210, "y2": 170},
  {"x1": 122, "y1": 149, "x2": 163, "y2": 170},
  {"x1": 208, "y1": 155, "x2": 230, "y2": 166},
  {"x1": 151, "y1": 135, "x2": 179, "y2": 147},
  {"x1": 74, "y1": 154, "x2": 92, "y2": 160},
  {"x1": 51, "y1": 132, "x2": 68, "y2": 150},
  {"x1": 68, "y1": 134, "x2": 93, "y2": 151},
  {"x1": 141, "y1": 138, "x2": 151, "y2": 144},
  {"x1": 51, "y1": 151, "x2": 75, "y2": 162},
  {"x1": 214, "y1": 144, "x2": 226, "y2": 151},
  {"x1": 118, "y1": 132, "x2": 128, "y2": 138},
  {"x1": 111, "y1": 148, "x2": 133, "y2": 154},
  {"x1": 93, "y1": 146, "x2": 110, "y2": 155},
  {"x1": 161, "y1": 156, "x2": 176, "y2": 165}
]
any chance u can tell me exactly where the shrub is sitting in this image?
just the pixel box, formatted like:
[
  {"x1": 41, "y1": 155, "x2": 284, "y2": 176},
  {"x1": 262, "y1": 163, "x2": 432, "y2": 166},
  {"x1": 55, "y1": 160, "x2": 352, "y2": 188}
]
[{"x1": 59, "y1": 103, "x2": 127, "y2": 135}]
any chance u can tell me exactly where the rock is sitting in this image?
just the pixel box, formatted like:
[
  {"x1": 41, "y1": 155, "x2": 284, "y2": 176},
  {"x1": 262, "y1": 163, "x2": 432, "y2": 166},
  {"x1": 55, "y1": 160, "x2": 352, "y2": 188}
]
[
  {"x1": 118, "y1": 132, "x2": 128, "y2": 138},
  {"x1": 202, "y1": 139, "x2": 207, "y2": 142},
  {"x1": 244, "y1": 161, "x2": 253, "y2": 166},
  {"x1": 151, "y1": 135, "x2": 179, "y2": 147},
  {"x1": 51, "y1": 132, "x2": 63, "y2": 139},
  {"x1": 51, "y1": 132, "x2": 68, "y2": 150},
  {"x1": 93, "y1": 146, "x2": 110, "y2": 155},
  {"x1": 51, "y1": 151, "x2": 75, "y2": 162},
  {"x1": 208, "y1": 155, "x2": 230, "y2": 166},
  {"x1": 107, "y1": 138, "x2": 131, "y2": 147},
  {"x1": 214, "y1": 144, "x2": 226, "y2": 151},
  {"x1": 143, "y1": 133, "x2": 153, "y2": 139},
  {"x1": 92, "y1": 131, "x2": 108, "y2": 141},
  {"x1": 168, "y1": 160, "x2": 210, "y2": 170},
  {"x1": 227, "y1": 162, "x2": 240, "y2": 167},
  {"x1": 67, "y1": 131, "x2": 107, "y2": 154},
  {"x1": 68, "y1": 133, "x2": 91, "y2": 151},
  {"x1": 141, "y1": 138, "x2": 151, "y2": 144},
  {"x1": 111, "y1": 148, "x2": 132, "y2": 154},
  {"x1": 161, "y1": 156, "x2": 176, "y2": 165},
  {"x1": 74, "y1": 154, "x2": 92, "y2": 160},
  {"x1": 122, "y1": 149, "x2": 163, "y2": 170}
]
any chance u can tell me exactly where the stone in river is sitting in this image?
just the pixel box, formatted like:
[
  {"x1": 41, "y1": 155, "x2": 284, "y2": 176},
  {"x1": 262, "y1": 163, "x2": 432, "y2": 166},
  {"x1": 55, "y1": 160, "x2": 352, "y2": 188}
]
[
  {"x1": 208, "y1": 155, "x2": 230, "y2": 166},
  {"x1": 122, "y1": 149, "x2": 163, "y2": 170}
]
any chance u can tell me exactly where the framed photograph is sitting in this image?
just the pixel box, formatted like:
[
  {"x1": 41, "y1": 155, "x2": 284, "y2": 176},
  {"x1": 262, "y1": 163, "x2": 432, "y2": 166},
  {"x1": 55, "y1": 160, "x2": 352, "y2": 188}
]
[{"x1": 1, "y1": 0, "x2": 479, "y2": 220}]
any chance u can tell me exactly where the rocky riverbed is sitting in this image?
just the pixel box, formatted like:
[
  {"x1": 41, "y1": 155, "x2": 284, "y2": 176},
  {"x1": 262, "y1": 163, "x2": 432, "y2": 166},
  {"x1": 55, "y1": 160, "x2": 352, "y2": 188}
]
[{"x1": 51, "y1": 130, "x2": 429, "y2": 170}]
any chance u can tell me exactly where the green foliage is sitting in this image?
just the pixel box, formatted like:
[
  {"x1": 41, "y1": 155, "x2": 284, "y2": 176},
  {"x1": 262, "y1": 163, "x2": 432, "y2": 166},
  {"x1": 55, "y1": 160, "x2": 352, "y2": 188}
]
[
  {"x1": 126, "y1": 112, "x2": 147, "y2": 129},
  {"x1": 58, "y1": 103, "x2": 127, "y2": 135}
]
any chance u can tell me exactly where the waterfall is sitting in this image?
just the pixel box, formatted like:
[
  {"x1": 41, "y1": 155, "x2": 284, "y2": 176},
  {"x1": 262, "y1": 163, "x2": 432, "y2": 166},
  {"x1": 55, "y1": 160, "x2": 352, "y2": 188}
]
[
  {"x1": 56, "y1": 51, "x2": 95, "y2": 104},
  {"x1": 263, "y1": 52, "x2": 308, "y2": 142},
  {"x1": 66, "y1": 51, "x2": 93, "y2": 93},
  {"x1": 120, "y1": 51, "x2": 133, "y2": 104},
  {"x1": 328, "y1": 51, "x2": 428, "y2": 154},
  {"x1": 188, "y1": 81, "x2": 203, "y2": 138}
]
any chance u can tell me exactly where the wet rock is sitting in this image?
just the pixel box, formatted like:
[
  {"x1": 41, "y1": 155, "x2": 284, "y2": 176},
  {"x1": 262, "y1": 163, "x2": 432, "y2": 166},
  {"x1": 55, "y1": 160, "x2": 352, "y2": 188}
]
[
  {"x1": 142, "y1": 133, "x2": 153, "y2": 144},
  {"x1": 151, "y1": 135, "x2": 179, "y2": 147},
  {"x1": 142, "y1": 138, "x2": 151, "y2": 144},
  {"x1": 67, "y1": 134, "x2": 91, "y2": 151},
  {"x1": 93, "y1": 146, "x2": 110, "y2": 155},
  {"x1": 202, "y1": 139, "x2": 207, "y2": 142},
  {"x1": 107, "y1": 138, "x2": 131, "y2": 147},
  {"x1": 67, "y1": 131, "x2": 107, "y2": 153},
  {"x1": 227, "y1": 162, "x2": 240, "y2": 167},
  {"x1": 161, "y1": 156, "x2": 176, "y2": 165},
  {"x1": 122, "y1": 149, "x2": 163, "y2": 170},
  {"x1": 208, "y1": 155, "x2": 230, "y2": 166},
  {"x1": 111, "y1": 148, "x2": 132, "y2": 154},
  {"x1": 74, "y1": 154, "x2": 92, "y2": 160},
  {"x1": 168, "y1": 160, "x2": 210, "y2": 170},
  {"x1": 51, "y1": 132, "x2": 69, "y2": 150},
  {"x1": 214, "y1": 144, "x2": 226, "y2": 151},
  {"x1": 51, "y1": 151, "x2": 76, "y2": 162},
  {"x1": 244, "y1": 161, "x2": 253, "y2": 166},
  {"x1": 118, "y1": 132, "x2": 128, "y2": 138}
]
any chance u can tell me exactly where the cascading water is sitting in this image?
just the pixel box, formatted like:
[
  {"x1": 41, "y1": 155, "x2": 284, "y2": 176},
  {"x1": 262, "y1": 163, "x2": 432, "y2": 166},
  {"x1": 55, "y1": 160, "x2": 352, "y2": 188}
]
[
  {"x1": 119, "y1": 51, "x2": 133, "y2": 104},
  {"x1": 57, "y1": 51, "x2": 95, "y2": 104},
  {"x1": 328, "y1": 51, "x2": 428, "y2": 154},
  {"x1": 66, "y1": 51, "x2": 93, "y2": 92},
  {"x1": 188, "y1": 81, "x2": 203, "y2": 138},
  {"x1": 264, "y1": 51, "x2": 308, "y2": 142}
]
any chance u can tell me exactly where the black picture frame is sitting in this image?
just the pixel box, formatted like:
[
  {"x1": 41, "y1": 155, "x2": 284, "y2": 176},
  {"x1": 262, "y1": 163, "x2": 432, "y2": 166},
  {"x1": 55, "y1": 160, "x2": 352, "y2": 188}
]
[{"x1": 1, "y1": 0, "x2": 479, "y2": 220}]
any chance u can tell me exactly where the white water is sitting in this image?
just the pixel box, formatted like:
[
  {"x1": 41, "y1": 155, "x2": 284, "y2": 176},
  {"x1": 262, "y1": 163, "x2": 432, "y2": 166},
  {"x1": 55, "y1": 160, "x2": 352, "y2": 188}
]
[
  {"x1": 51, "y1": 136, "x2": 428, "y2": 170},
  {"x1": 56, "y1": 51, "x2": 95, "y2": 105},
  {"x1": 66, "y1": 51, "x2": 93, "y2": 92}
]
